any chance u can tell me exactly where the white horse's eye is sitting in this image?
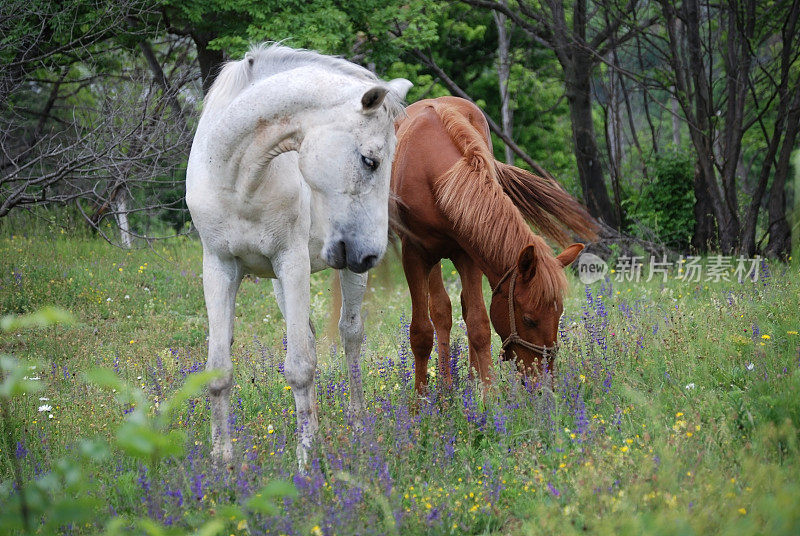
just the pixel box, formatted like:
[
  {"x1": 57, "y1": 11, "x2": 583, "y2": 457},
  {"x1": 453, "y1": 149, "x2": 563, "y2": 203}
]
[{"x1": 361, "y1": 154, "x2": 379, "y2": 171}]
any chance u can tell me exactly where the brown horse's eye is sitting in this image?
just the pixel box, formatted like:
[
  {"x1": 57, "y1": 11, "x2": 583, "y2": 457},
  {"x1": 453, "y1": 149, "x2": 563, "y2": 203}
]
[{"x1": 522, "y1": 315, "x2": 537, "y2": 328}]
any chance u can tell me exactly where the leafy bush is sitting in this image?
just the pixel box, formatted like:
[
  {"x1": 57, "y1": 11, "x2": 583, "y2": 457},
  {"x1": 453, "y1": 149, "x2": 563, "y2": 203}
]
[
  {"x1": 627, "y1": 153, "x2": 695, "y2": 250},
  {"x1": 0, "y1": 308, "x2": 296, "y2": 535}
]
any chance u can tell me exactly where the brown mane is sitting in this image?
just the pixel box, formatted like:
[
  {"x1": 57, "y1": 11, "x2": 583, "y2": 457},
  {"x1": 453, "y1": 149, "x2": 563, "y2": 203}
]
[{"x1": 430, "y1": 101, "x2": 567, "y2": 309}]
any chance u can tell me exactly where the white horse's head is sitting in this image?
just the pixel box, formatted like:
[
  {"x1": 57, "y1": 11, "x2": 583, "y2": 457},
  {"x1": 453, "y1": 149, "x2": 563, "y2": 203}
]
[
  {"x1": 195, "y1": 44, "x2": 412, "y2": 273},
  {"x1": 298, "y1": 79, "x2": 412, "y2": 273}
]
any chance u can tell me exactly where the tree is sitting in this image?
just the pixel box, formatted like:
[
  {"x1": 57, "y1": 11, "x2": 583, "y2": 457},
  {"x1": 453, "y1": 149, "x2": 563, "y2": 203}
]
[
  {"x1": 461, "y1": 0, "x2": 660, "y2": 229},
  {"x1": 656, "y1": 0, "x2": 800, "y2": 255},
  {"x1": 0, "y1": 1, "x2": 195, "y2": 245},
  {"x1": 159, "y1": 0, "x2": 442, "y2": 91}
]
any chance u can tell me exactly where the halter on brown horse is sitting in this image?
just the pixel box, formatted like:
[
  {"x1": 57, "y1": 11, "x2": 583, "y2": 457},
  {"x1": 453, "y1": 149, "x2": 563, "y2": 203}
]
[{"x1": 390, "y1": 96, "x2": 597, "y2": 394}]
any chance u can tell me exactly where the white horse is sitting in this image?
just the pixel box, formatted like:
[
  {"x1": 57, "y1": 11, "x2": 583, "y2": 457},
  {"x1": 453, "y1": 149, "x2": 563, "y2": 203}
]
[{"x1": 186, "y1": 43, "x2": 411, "y2": 465}]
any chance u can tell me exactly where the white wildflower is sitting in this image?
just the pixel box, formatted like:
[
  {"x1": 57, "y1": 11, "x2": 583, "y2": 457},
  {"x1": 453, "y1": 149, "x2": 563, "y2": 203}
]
[
  {"x1": 685, "y1": 383, "x2": 695, "y2": 390},
  {"x1": 746, "y1": 363, "x2": 754, "y2": 371},
  {"x1": 38, "y1": 404, "x2": 52, "y2": 412}
]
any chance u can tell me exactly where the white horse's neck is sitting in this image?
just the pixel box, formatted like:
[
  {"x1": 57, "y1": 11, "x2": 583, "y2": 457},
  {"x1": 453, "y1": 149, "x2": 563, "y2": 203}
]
[{"x1": 197, "y1": 67, "x2": 358, "y2": 175}]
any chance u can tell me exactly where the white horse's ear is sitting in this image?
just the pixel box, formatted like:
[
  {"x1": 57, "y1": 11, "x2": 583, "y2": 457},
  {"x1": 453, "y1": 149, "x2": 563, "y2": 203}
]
[
  {"x1": 387, "y1": 78, "x2": 413, "y2": 100},
  {"x1": 361, "y1": 86, "x2": 389, "y2": 113}
]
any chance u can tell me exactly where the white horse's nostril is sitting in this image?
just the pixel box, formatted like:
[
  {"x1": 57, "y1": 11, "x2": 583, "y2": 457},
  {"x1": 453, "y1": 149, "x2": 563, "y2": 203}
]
[{"x1": 362, "y1": 254, "x2": 378, "y2": 269}]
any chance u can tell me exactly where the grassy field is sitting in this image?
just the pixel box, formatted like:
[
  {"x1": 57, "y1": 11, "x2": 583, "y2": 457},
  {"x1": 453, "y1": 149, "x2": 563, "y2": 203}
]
[{"x1": 1, "y1": 223, "x2": 800, "y2": 535}]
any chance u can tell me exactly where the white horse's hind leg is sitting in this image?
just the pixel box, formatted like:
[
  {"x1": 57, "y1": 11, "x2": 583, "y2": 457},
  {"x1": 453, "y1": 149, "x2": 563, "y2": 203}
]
[
  {"x1": 339, "y1": 269, "x2": 368, "y2": 422},
  {"x1": 275, "y1": 253, "x2": 318, "y2": 467},
  {"x1": 202, "y1": 252, "x2": 242, "y2": 465}
]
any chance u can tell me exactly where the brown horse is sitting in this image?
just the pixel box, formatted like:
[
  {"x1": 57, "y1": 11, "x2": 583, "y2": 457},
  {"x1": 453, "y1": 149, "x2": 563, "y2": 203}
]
[{"x1": 390, "y1": 96, "x2": 598, "y2": 393}]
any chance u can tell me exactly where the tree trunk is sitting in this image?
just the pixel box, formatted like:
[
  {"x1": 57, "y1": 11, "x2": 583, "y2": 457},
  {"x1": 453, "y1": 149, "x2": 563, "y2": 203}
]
[
  {"x1": 765, "y1": 97, "x2": 800, "y2": 258},
  {"x1": 564, "y1": 53, "x2": 619, "y2": 228},
  {"x1": 114, "y1": 190, "x2": 133, "y2": 249},
  {"x1": 692, "y1": 164, "x2": 717, "y2": 252},
  {"x1": 494, "y1": 4, "x2": 514, "y2": 164},
  {"x1": 794, "y1": 151, "x2": 800, "y2": 254},
  {"x1": 665, "y1": 0, "x2": 738, "y2": 253},
  {"x1": 192, "y1": 33, "x2": 225, "y2": 94},
  {"x1": 670, "y1": 86, "x2": 681, "y2": 147},
  {"x1": 605, "y1": 52, "x2": 624, "y2": 227},
  {"x1": 765, "y1": 171, "x2": 791, "y2": 259},
  {"x1": 139, "y1": 39, "x2": 186, "y2": 122}
]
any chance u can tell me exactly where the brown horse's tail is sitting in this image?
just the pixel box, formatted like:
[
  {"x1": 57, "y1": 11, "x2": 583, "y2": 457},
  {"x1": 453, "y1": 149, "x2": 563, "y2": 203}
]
[{"x1": 494, "y1": 162, "x2": 599, "y2": 247}]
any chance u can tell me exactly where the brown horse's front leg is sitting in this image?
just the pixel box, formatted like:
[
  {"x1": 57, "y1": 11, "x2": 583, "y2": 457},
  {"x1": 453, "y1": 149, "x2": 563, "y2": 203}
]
[
  {"x1": 453, "y1": 255, "x2": 494, "y2": 385},
  {"x1": 428, "y1": 263, "x2": 453, "y2": 389},
  {"x1": 401, "y1": 241, "x2": 436, "y2": 395}
]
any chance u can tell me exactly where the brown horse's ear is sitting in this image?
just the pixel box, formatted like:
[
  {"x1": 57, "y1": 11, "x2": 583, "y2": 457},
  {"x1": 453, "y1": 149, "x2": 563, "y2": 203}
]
[
  {"x1": 556, "y1": 243, "x2": 585, "y2": 268},
  {"x1": 361, "y1": 86, "x2": 389, "y2": 113},
  {"x1": 517, "y1": 245, "x2": 537, "y2": 279}
]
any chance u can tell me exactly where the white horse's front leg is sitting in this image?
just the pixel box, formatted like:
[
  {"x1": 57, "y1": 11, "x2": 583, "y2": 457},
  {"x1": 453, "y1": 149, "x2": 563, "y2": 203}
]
[
  {"x1": 275, "y1": 252, "x2": 318, "y2": 467},
  {"x1": 273, "y1": 279, "x2": 316, "y2": 358},
  {"x1": 339, "y1": 269, "x2": 368, "y2": 422},
  {"x1": 202, "y1": 252, "x2": 242, "y2": 466}
]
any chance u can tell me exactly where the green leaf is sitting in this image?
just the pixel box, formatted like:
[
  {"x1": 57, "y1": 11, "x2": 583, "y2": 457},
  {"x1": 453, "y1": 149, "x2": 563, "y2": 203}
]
[
  {"x1": 157, "y1": 370, "x2": 221, "y2": 424},
  {"x1": 116, "y1": 422, "x2": 157, "y2": 459},
  {"x1": 104, "y1": 516, "x2": 129, "y2": 535},
  {"x1": 83, "y1": 368, "x2": 124, "y2": 391},
  {"x1": 79, "y1": 438, "x2": 110, "y2": 461},
  {"x1": 0, "y1": 356, "x2": 43, "y2": 398},
  {"x1": 44, "y1": 497, "x2": 98, "y2": 530},
  {"x1": 258, "y1": 479, "x2": 298, "y2": 499},
  {"x1": 193, "y1": 518, "x2": 225, "y2": 536},
  {"x1": 83, "y1": 368, "x2": 146, "y2": 407},
  {"x1": 0, "y1": 307, "x2": 75, "y2": 332},
  {"x1": 245, "y1": 493, "x2": 279, "y2": 515},
  {"x1": 215, "y1": 504, "x2": 244, "y2": 520},
  {"x1": 245, "y1": 480, "x2": 297, "y2": 514},
  {"x1": 160, "y1": 429, "x2": 187, "y2": 458},
  {"x1": 0, "y1": 509, "x2": 24, "y2": 532},
  {"x1": 136, "y1": 518, "x2": 167, "y2": 536}
]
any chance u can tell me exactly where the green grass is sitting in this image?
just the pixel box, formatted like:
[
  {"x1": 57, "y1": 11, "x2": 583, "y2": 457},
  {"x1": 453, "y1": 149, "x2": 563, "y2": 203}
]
[{"x1": 1, "y1": 223, "x2": 799, "y2": 535}]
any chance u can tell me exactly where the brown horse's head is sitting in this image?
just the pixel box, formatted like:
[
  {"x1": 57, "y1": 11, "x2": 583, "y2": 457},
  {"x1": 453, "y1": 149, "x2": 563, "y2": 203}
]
[{"x1": 490, "y1": 243, "x2": 584, "y2": 379}]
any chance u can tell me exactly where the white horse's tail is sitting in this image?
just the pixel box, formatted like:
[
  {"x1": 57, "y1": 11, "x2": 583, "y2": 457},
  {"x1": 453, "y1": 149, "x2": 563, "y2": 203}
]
[{"x1": 200, "y1": 55, "x2": 254, "y2": 120}]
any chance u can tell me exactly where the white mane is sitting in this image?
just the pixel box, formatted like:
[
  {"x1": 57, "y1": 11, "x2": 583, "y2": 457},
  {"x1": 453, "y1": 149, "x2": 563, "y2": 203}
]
[{"x1": 201, "y1": 43, "x2": 406, "y2": 120}]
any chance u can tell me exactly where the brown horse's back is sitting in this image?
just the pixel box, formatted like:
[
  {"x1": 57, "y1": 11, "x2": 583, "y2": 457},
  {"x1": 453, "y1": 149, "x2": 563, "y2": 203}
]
[
  {"x1": 393, "y1": 97, "x2": 597, "y2": 248},
  {"x1": 392, "y1": 98, "x2": 496, "y2": 252}
]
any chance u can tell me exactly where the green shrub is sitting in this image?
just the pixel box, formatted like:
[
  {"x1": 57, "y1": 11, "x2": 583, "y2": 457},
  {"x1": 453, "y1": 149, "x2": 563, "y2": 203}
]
[{"x1": 628, "y1": 153, "x2": 695, "y2": 250}]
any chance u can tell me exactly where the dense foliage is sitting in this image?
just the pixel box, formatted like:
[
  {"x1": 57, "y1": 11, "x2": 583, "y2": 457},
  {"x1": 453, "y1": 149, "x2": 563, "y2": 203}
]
[
  {"x1": 2, "y1": 0, "x2": 797, "y2": 255},
  {"x1": 627, "y1": 154, "x2": 695, "y2": 250}
]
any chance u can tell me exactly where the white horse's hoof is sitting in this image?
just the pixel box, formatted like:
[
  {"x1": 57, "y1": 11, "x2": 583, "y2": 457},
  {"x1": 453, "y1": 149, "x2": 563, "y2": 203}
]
[
  {"x1": 349, "y1": 403, "x2": 365, "y2": 426},
  {"x1": 212, "y1": 443, "x2": 233, "y2": 469},
  {"x1": 296, "y1": 444, "x2": 310, "y2": 473}
]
